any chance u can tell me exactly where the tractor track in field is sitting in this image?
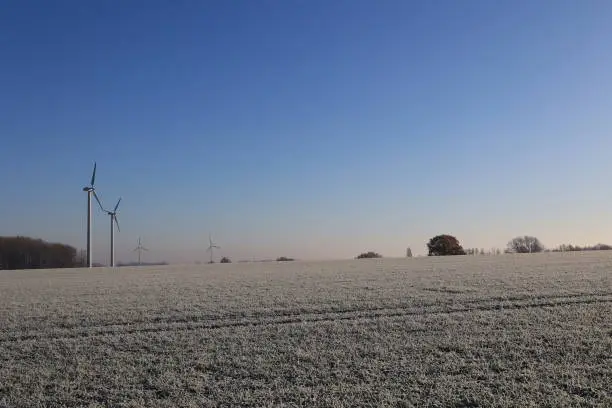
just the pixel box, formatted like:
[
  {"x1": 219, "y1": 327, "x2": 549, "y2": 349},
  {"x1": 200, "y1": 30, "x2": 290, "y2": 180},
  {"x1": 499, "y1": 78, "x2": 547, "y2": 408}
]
[
  {"x1": 1, "y1": 293, "x2": 610, "y2": 344},
  {"x1": 4, "y1": 290, "x2": 610, "y2": 329}
]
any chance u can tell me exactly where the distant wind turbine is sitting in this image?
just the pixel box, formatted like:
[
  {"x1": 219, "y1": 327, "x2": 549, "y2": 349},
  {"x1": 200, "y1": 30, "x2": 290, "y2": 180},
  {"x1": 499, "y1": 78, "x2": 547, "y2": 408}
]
[
  {"x1": 207, "y1": 234, "x2": 220, "y2": 263},
  {"x1": 102, "y1": 198, "x2": 121, "y2": 267},
  {"x1": 82, "y1": 162, "x2": 104, "y2": 268},
  {"x1": 133, "y1": 237, "x2": 148, "y2": 265}
]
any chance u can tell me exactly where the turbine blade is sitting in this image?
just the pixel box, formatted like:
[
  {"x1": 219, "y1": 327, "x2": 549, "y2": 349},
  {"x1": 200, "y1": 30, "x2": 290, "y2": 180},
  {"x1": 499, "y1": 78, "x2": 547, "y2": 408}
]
[
  {"x1": 142, "y1": 247, "x2": 148, "y2": 251},
  {"x1": 113, "y1": 197, "x2": 122, "y2": 212},
  {"x1": 114, "y1": 216, "x2": 120, "y2": 232},
  {"x1": 93, "y1": 191, "x2": 104, "y2": 211},
  {"x1": 91, "y1": 162, "x2": 97, "y2": 186}
]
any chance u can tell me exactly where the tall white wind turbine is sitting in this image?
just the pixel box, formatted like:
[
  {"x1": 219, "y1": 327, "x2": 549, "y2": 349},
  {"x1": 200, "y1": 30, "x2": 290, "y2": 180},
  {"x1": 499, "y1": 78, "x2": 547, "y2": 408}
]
[
  {"x1": 82, "y1": 162, "x2": 104, "y2": 268},
  {"x1": 103, "y1": 198, "x2": 121, "y2": 267},
  {"x1": 207, "y1": 234, "x2": 220, "y2": 264},
  {"x1": 133, "y1": 237, "x2": 148, "y2": 266}
]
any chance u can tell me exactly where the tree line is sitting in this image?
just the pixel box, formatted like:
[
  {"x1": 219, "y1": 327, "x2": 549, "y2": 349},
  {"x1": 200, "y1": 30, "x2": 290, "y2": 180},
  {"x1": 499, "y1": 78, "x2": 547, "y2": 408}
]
[
  {"x1": 356, "y1": 234, "x2": 612, "y2": 258},
  {"x1": 551, "y1": 243, "x2": 612, "y2": 252},
  {"x1": 0, "y1": 236, "x2": 83, "y2": 270}
]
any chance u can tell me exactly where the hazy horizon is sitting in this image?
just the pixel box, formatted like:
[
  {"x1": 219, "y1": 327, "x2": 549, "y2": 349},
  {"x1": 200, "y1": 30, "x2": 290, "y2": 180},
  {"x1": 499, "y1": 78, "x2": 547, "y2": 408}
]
[{"x1": 2, "y1": 1, "x2": 612, "y2": 265}]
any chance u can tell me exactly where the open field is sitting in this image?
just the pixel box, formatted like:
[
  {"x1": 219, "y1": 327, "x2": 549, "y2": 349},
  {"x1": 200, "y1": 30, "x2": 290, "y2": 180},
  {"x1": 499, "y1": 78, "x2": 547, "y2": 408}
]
[{"x1": 0, "y1": 252, "x2": 610, "y2": 407}]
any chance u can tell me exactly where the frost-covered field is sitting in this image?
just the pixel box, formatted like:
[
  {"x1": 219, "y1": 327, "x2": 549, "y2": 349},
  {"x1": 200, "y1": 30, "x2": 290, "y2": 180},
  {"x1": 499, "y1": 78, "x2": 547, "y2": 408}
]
[{"x1": 0, "y1": 252, "x2": 611, "y2": 407}]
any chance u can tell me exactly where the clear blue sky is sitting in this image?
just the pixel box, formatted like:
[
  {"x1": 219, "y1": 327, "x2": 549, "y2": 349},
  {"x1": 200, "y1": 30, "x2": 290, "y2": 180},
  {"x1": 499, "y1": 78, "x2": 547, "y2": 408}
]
[{"x1": 1, "y1": 0, "x2": 612, "y2": 264}]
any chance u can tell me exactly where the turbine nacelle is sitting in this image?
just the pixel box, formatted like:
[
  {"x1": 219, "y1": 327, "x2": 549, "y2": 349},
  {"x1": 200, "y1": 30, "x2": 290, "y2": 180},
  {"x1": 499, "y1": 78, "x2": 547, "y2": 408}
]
[{"x1": 103, "y1": 197, "x2": 121, "y2": 232}]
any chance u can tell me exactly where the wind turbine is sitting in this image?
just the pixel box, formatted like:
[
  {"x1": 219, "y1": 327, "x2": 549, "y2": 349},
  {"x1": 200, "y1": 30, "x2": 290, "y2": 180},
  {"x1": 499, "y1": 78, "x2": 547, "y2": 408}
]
[
  {"x1": 82, "y1": 162, "x2": 104, "y2": 268},
  {"x1": 103, "y1": 198, "x2": 121, "y2": 267},
  {"x1": 207, "y1": 234, "x2": 220, "y2": 263},
  {"x1": 133, "y1": 237, "x2": 148, "y2": 265}
]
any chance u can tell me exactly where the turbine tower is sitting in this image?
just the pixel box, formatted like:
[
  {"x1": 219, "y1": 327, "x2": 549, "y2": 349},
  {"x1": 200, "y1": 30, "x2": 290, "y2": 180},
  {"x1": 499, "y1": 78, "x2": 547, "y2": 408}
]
[
  {"x1": 207, "y1": 234, "x2": 220, "y2": 263},
  {"x1": 103, "y1": 198, "x2": 121, "y2": 267},
  {"x1": 82, "y1": 162, "x2": 103, "y2": 268},
  {"x1": 133, "y1": 237, "x2": 148, "y2": 265}
]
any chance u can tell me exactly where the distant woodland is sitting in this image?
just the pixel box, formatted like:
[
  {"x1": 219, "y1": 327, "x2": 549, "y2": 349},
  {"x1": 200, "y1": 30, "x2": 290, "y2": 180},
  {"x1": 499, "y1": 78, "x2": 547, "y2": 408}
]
[{"x1": 0, "y1": 236, "x2": 82, "y2": 270}]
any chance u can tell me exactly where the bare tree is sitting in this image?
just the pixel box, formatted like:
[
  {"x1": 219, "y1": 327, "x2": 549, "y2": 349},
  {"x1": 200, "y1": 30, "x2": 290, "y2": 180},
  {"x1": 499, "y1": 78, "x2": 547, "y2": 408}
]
[{"x1": 507, "y1": 236, "x2": 544, "y2": 253}]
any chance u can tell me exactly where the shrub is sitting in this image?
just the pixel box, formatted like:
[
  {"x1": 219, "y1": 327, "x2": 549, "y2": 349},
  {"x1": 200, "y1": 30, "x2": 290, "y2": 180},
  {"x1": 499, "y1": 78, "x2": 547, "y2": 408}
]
[
  {"x1": 220, "y1": 257, "x2": 231, "y2": 263},
  {"x1": 356, "y1": 251, "x2": 382, "y2": 259}
]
